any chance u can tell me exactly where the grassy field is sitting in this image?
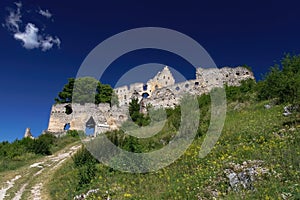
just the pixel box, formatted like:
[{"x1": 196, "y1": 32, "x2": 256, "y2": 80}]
[{"x1": 48, "y1": 99, "x2": 300, "y2": 199}]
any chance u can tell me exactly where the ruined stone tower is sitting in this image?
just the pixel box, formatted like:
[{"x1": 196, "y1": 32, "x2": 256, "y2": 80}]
[{"x1": 47, "y1": 66, "x2": 254, "y2": 136}]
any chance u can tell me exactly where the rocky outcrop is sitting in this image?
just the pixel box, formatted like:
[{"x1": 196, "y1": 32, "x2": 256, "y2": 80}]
[
  {"x1": 224, "y1": 160, "x2": 269, "y2": 191},
  {"x1": 24, "y1": 128, "x2": 34, "y2": 139}
]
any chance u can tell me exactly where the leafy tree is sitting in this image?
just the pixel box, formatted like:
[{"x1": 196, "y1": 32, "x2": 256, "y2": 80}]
[
  {"x1": 129, "y1": 98, "x2": 150, "y2": 126},
  {"x1": 55, "y1": 78, "x2": 75, "y2": 103},
  {"x1": 258, "y1": 54, "x2": 300, "y2": 104},
  {"x1": 55, "y1": 77, "x2": 118, "y2": 105}
]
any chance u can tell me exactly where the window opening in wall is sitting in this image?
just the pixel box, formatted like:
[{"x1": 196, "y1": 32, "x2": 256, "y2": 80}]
[
  {"x1": 195, "y1": 82, "x2": 199, "y2": 86},
  {"x1": 65, "y1": 104, "x2": 73, "y2": 115},
  {"x1": 64, "y1": 123, "x2": 70, "y2": 131},
  {"x1": 85, "y1": 116, "x2": 96, "y2": 136},
  {"x1": 142, "y1": 92, "x2": 149, "y2": 98},
  {"x1": 143, "y1": 84, "x2": 148, "y2": 91}
]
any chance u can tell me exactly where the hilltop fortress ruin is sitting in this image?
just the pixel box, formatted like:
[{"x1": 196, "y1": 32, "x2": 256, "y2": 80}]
[{"x1": 47, "y1": 66, "x2": 254, "y2": 136}]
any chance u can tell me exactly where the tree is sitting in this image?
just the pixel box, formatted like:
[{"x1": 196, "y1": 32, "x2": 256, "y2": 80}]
[
  {"x1": 258, "y1": 54, "x2": 300, "y2": 104},
  {"x1": 55, "y1": 78, "x2": 75, "y2": 103},
  {"x1": 55, "y1": 77, "x2": 118, "y2": 105},
  {"x1": 128, "y1": 98, "x2": 150, "y2": 126}
]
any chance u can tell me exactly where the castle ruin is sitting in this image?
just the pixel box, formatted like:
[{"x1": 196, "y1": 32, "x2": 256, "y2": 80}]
[{"x1": 47, "y1": 66, "x2": 254, "y2": 136}]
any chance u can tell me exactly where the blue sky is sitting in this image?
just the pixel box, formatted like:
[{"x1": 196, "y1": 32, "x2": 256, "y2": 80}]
[{"x1": 0, "y1": 0, "x2": 300, "y2": 142}]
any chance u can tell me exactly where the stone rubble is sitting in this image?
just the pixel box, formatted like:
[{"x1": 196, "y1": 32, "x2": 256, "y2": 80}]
[{"x1": 224, "y1": 160, "x2": 269, "y2": 191}]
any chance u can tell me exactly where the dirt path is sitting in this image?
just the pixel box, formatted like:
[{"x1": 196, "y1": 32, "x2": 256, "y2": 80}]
[{"x1": 0, "y1": 143, "x2": 81, "y2": 200}]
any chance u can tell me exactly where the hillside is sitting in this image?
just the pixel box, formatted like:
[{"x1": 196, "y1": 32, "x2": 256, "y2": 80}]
[
  {"x1": 48, "y1": 98, "x2": 300, "y2": 199},
  {"x1": 1, "y1": 54, "x2": 300, "y2": 199}
]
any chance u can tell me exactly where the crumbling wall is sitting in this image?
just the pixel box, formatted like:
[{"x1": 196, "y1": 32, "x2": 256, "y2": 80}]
[
  {"x1": 47, "y1": 103, "x2": 127, "y2": 136},
  {"x1": 47, "y1": 66, "x2": 254, "y2": 135}
]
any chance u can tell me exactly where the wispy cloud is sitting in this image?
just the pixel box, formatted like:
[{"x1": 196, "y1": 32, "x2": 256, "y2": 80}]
[
  {"x1": 3, "y1": 1, "x2": 61, "y2": 51},
  {"x1": 38, "y1": 9, "x2": 52, "y2": 19},
  {"x1": 41, "y1": 36, "x2": 61, "y2": 51},
  {"x1": 3, "y1": 2, "x2": 22, "y2": 32}
]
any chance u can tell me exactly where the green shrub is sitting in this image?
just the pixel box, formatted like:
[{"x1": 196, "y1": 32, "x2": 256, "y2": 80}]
[
  {"x1": 257, "y1": 54, "x2": 300, "y2": 104},
  {"x1": 72, "y1": 147, "x2": 98, "y2": 188}
]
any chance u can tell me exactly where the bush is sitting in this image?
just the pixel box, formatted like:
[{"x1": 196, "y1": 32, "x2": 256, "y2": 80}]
[
  {"x1": 66, "y1": 130, "x2": 82, "y2": 138},
  {"x1": 72, "y1": 147, "x2": 98, "y2": 188},
  {"x1": 225, "y1": 79, "x2": 256, "y2": 102},
  {"x1": 258, "y1": 54, "x2": 300, "y2": 104},
  {"x1": 129, "y1": 98, "x2": 150, "y2": 126}
]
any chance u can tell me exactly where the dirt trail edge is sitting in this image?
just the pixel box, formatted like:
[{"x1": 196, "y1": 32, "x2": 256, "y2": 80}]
[{"x1": 0, "y1": 142, "x2": 82, "y2": 200}]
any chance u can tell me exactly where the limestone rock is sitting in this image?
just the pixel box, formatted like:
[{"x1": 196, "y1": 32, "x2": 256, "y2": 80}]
[
  {"x1": 224, "y1": 160, "x2": 269, "y2": 192},
  {"x1": 24, "y1": 128, "x2": 34, "y2": 139}
]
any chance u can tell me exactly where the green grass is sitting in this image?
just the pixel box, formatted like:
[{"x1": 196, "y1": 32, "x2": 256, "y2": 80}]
[
  {"x1": 48, "y1": 99, "x2": 300, "y2": 199},
  {"x1": 0, "y1": 133, "x2": 79, "y2": 173}
]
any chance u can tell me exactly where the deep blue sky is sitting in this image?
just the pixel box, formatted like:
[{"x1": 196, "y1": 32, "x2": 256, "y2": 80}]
[{"x1": 0, "y1": 0, "x2": 300, "y2": 142}]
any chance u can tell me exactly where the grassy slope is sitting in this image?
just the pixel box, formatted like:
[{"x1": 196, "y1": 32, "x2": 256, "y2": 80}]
[
  {"x1": 49, "y1": 100, "x2": 300, "y2": 199},
  {"x1": 0, "y1": 134, "x2": 79, "y2": 173}
]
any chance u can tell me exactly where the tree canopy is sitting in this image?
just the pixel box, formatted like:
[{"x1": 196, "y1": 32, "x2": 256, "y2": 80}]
[
  {"x1": 55, "y1": 77, "x2": 118, "y2": 105},
  {"x1": 257, "y1": 54, "x2": 300, "y2": 104}
]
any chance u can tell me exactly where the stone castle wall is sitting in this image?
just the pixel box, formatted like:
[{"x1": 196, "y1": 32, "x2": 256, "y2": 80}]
[{"x1": 47, "y1": 66, "x2": 254, "y2": 135}]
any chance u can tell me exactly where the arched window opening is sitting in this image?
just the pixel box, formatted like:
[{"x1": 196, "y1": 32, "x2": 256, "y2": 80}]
[
  {"x1": 64, "y1": 123, "x2": 70, "y2": 131},
  {"x1": 85, "y1": 117, "x2": 96, "y2": 136},
  {"x1": 142, "y1": 92, "x2": 149, "y2": 99}
]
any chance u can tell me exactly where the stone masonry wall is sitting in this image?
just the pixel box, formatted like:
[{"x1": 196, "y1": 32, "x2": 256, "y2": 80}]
[{"x1": 47, "y1": 66, "x2": 254, "y2": 135}]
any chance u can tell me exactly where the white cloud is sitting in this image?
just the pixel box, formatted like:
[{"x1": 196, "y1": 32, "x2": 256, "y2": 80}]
[
  {"x1": 3, "y1": 2, "x2": 61, "y2": 51},
  {"x1": 14, "y1": 23, "x2": 40, "y2": 49},
  {"x1": 3, "y1": 2, "x2": 22, "y2": 32},
  {"x1": 38, "y1": 9, "x2": 52, "y2": 19},
  {"x1": 41, "y1": 36, "x2": 61, "y2": 51},
  {"x1": 13, "y1": 23, "x2": 61, "y2": 51}
]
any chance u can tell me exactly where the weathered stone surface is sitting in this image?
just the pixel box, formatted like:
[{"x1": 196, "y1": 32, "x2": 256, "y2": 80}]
[
  {"x1": 47, "y1": 103, "x2": 128, "y2": 136},
  {"x1": 24, "y1": 128, "x2": 34, "y2": 139},
  {"x1": 47, "y1": 66, "x2": 254, "y2": 136},
  {"x1": 224, "y1": 160, "x2": 269, "y2": 191}
]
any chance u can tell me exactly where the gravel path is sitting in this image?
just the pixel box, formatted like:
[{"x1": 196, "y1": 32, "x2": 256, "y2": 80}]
[{"x1": 0, "y1": 143, "x2": 81, "y2": 200}]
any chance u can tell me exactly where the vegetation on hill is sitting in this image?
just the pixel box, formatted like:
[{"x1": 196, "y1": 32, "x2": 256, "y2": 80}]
[
  {"x1": 48, "y1": 54, "x2": 300, "y2": 199},
  {"x1": 257, "y1": 54, "x2": 300, "y2": 105},
  {"x1": 0, "y1": 130, "x2": 80, "y2": 172},
  {"x1": 2, "y1": 54, "x2": 300, "y2": 199}
]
